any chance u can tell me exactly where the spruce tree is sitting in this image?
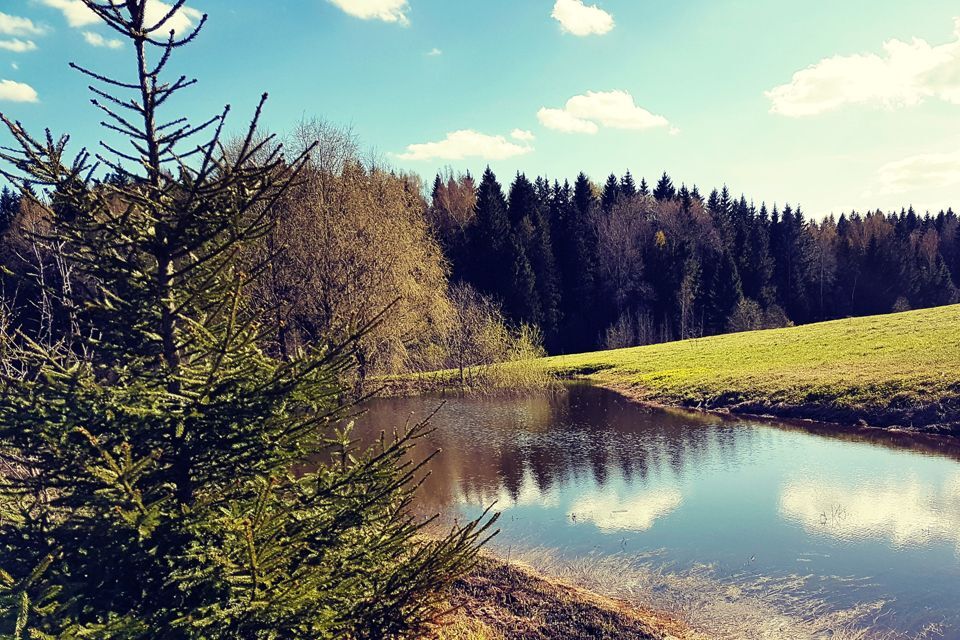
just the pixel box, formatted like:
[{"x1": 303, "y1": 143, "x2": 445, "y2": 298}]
[
  {"x1": 508, "y1": 175, "x2": 560, "y2": 338},
  {"x1": 706, "y1": 250, "x2": 744, "y2": 333},
  {"x1": 620, "y1": 171, "x2": 637, "y2": 199},
  {"x1": 470, "y1": 167, "x2": 513, "y2": 298},
  {"x1": 564, "y1": 173, "x2": 601, "y2": 351},
  {"x1": 0, "y1": 3, "x2": 493, "y2": 637},
  {"x1": 504, "y1": 174, "x2": 542, "y2": 323},
  {"x1": 601, "y1": 173, "x2": 621, "y2": 212},
  {"x1": 638, "y1": 177, "x2": 650, "y2": 197},
  {"x1": 0, "y1": 186, "x2": 18, "y2": 233},
  {"x1": 653, "y1": 172, "x2": 676, "y2": 201},
  {"x1": 745, "y1": 203, "x2": 775, "y2": 305}
]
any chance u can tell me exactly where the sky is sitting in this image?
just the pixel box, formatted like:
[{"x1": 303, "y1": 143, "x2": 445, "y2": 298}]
[{"x1": 1, "y1": 0, "x2": 959, "y2": 217}]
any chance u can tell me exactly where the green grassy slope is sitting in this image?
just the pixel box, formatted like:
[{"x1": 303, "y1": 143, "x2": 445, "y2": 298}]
[{"x1": 541, "y1": 305, "x2": 960, "y2": 429}]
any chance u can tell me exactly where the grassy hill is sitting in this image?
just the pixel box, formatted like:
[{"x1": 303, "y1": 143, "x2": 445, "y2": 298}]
[{"x1": 539, "y1": 305, "x2": 960, "y2": 431}]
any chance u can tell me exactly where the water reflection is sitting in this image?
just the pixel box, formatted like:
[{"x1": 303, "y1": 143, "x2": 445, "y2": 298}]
[
  {"x1": 351, "y1": 384, "x2": 960, "y2": 636},
  {"x1": 780, "y1": 472, "x2": 960, "y2": 551},
  {"x1": 568, "y1": 484, "x2": 683, "y2": 531},
  {"x1": 356, "y1": 385, "x2": 750, "y2": 521}
]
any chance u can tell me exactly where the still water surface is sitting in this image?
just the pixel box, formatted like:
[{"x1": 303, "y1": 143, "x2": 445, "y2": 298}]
[{"x1": 353, "y1": 384, "x2": 960, "y2": 637}]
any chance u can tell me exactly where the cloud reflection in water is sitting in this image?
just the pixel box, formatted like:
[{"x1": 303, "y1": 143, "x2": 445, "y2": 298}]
[{"x1": 779, "y1": 472, "x2": 960, "y2": 550}]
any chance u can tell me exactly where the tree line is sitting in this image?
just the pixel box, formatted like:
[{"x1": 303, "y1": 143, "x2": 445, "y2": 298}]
[{"x1": 429, "y1": 169, "x2": 960, "y2": 353}]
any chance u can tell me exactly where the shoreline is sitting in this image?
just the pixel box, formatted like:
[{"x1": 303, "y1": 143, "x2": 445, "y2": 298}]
[
  {"x1": 378, "y1": 374, "x2": 960, "y2": 444},
  {"x1": 587, "y1": 378, "x2": 960, "y2": 440},
  {"x1": 437, "y1": 553, "x2": 704, "y2": 640}
]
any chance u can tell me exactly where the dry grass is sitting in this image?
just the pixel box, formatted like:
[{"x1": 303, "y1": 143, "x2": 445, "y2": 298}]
[
  {"x1": 430, "y1": 554, "x2": 699, "y2": 640},
  {"x1": 428, "y1": 547, "x2": 915, "y2": 640},
  {"x1": 432, "y1": 610, "x2": 502, "y2": 640},
  {"x1": 494, "y1": 548, "x2": 911, "y2": 640}
]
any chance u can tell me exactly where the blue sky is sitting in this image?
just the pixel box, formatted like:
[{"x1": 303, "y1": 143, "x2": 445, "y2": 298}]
[{"x1": 1, "y1": 0, "x2": 960, "y2": 217}]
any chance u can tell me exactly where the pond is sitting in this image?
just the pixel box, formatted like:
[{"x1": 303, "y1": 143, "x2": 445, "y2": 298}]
[{"x1": 351, "y1": 384, "x2": 960, "y2": 638}]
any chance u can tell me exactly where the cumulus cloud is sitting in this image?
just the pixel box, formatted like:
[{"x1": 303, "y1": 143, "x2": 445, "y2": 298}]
[
  {"x1": 867, "y1": 149, "x2": 960, "y2": 196},
  {"x1": 426, "y1": 47, "x2": 442, "y2": 56},
  {"x1": 39, "y1": 0, "x2": 202, "y2": 34},
  {"x1": 396, "y1": 130, "x2": 533, "y2": 161},
  {"x1": 327, "y1": 0, "x2": 410, "y2": 25},
  {"x1": 511, "y1": 128, "x2": 535, "y2": 142},
  {"x1": 0, "y1": 79, "x2": 39, "y2": 102},
  {"x1": 0, "y1": 39, "x2": 37, "y2": 53},
  {"x1": 537, "y1": 107, "x2": 599, "y2": 133},
  {"x1": 82, "y1": 31, "x2": 123, "y2": 49},
  {"x1": 37, "y1": 0, "x2": 100, "y2": 27},
  {"x1": 0, "y1": 12, "x2": 47, "y2": 36},
  {"x1": 538, "y1": 90, "x2": 670, "y2": 134},
  {"x1": 551, "y1": 0, "x2": 613, "y2": 37},
  {"x1": 767, "y1": 17, "x2": 960, "y2": 116}
]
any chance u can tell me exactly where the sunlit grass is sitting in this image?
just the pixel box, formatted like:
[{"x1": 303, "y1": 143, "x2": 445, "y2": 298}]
[{"x1": 538, "y1": 305, "x2": 960, "y2": 426}]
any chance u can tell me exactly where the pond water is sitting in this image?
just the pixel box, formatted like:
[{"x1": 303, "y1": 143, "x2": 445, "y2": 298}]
[{"x1": 352, "y1": 384, "x2": 960, "y2": 638}]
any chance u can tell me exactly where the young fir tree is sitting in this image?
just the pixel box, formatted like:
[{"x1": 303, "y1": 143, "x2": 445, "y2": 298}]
[{"x1": 0, "y1": 3, "x2": 493, "y2": 637}]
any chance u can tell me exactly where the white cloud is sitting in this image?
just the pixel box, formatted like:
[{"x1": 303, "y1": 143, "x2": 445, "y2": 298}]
[
  {"x1": 510, "y1": 128, "x2": 535, "y2": 142},
  {"x1": 868, "y1": 149, "x2": 960, "y2": 196},
  {"x1": 396, "y1": 129, "x2": 533, "y2": 161},
  {"x1": 0, "y1": 12, "x2": 47, "y2": 36},
  {"x1": 11, "y1": 62, "x2": 19, "y2": 71},
  {"x1": 537, "y1": 107, "x2": 599, "y2": 133},
  {"x1": 37, "y1": 0, "x2": 99, "y2": 27},
  {"x1": 40, "y1": 0, "x2": 201, "y2": 34},
  {"x1": 83, "y1": 31, "x2": 123, "y2": 49},
  {"x1": 327, "y1": 0, "x2": 410, "y2": 25},
  {"x1": 538, "y1": 90, "x2": 670, "y2": 134},
  {"x1": 767, "y1": 17, "x2": 960, "y2": 117},
  {"x1": 426, "y1": 47, "x2": 442, "y2": 56},
  {"x1": 551, "y1": 0, "x2": 614, "y2": 37},
  {"x1": 0, "y1": 79, "x2": 39, "y2": 103},
  {"x1": 0, "y1": 39, "x2": 37, "y2": 53}
]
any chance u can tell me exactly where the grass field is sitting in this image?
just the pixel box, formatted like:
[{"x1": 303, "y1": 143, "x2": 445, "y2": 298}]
[{"x1": 539, "y1": 304, "x2": 960, "y2": 430}]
